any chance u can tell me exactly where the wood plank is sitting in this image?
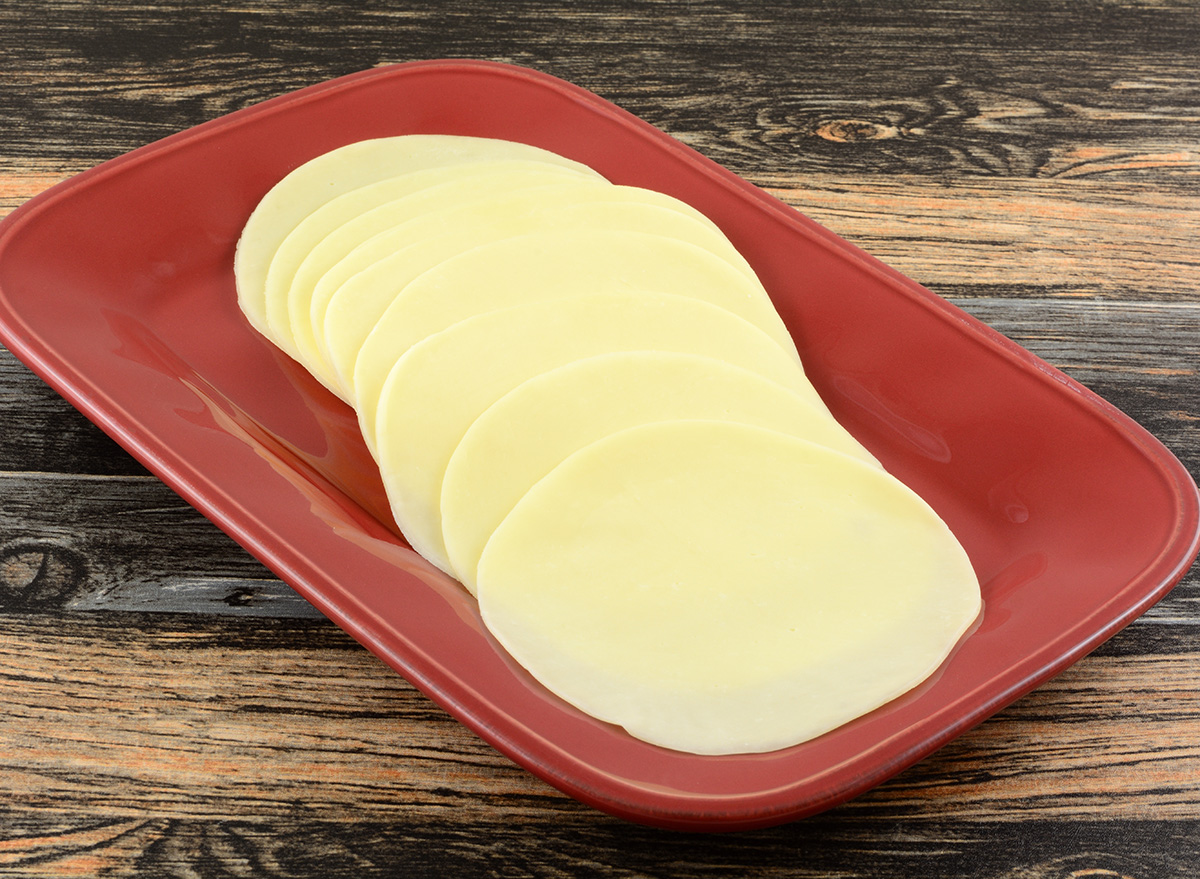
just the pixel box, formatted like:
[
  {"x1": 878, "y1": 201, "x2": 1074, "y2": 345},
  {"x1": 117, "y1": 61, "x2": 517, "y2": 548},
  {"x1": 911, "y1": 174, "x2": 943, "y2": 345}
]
[
  {"x1": 0, "y1": 614, "x2": 560, "y2": 824},
  {"x1": 0, "y1": 613, "x2": 1196, "y2": 827},
  {"x1": 0, "y1": 470, "x2": 281, "y2": 613},
  {"x1": 766, "y1": 177, "x2": 1200, "y2": 295},
  {"x1": 0, "y1": 814, "x2": 1196, "y2": 878},
  {"x1": 2, "y1": 3, "x2": 1200, "y2": 180},
  {"x1": 0, "y1": 815, "x2": 1195, "y2": 879},
  {"x1": 0, "y1": 172, "x2": 69, "y2": 216}
]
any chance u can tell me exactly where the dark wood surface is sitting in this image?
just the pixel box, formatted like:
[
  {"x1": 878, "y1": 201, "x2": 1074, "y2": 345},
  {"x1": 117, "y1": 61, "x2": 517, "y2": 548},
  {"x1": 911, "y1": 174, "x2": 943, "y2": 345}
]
[{"x1": 2, "y1": 1, "x2": 1199, "y2": 875}]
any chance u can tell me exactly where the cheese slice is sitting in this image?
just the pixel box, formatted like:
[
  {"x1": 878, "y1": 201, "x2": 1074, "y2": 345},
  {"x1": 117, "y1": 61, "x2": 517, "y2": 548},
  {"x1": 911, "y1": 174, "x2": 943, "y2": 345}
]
[
  {"x1": 441, "y1": 351, "x2": 878, "y2": 592},
  {"x1": 264, "y1": 159, "x2": 603, "y2": 368},
  {"x1": 352, "y1": 228, "x2": 804, "y2": 441},
  {"x1": 476, "y1": 419, "x2": 982, "y2": 755},
  {"x1": 372, "y1": 291, "x2": 817, "y2": 574},
  {"x1": 282, "y1": 169, "x2": 612, "y2": 390},
  {"x1": 318, "y1": 184, "x2": 764, "y2": 401},
  {"x1": 235, "y1": 134, "x2": 598, "y2": 338}
]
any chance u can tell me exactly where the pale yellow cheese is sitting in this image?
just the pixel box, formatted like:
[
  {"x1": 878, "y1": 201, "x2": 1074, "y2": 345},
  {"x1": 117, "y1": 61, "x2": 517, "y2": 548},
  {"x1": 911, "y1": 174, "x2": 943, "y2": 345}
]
[
  {"x1": 318, "y1": 186, "x2": 765, "y2": 401},
  {"x1": 235, "y1": 134, "x2": 598, "y2": 339},
  {"x1": 352, "y1": 229, "x2": 804, "y2": 445},
  {"x1": 373, "y1": 291, "x2": 818, "y2": 574},
  {"x1": 281, "y1": 169, "x2": 611, "y2": 392},
  {"x1": 441, "y1": 351, "x2": 879, "y2": 592},
  {"x1": 264, "y1": 159, "x2": 603, "y2": 370},
  {"x1": 234, "y1": 134, "x2": 981, "y2": 758},
  {"x1": 476, "y1": 420, "x2": 981, "y2": 755}
]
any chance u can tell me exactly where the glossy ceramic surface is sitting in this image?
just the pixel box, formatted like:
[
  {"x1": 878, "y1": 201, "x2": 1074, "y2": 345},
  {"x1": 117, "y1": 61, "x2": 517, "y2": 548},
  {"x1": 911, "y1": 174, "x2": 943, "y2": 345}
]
[{"x1": 0, "y1": 60, "x2": 1196, "y2": 831}]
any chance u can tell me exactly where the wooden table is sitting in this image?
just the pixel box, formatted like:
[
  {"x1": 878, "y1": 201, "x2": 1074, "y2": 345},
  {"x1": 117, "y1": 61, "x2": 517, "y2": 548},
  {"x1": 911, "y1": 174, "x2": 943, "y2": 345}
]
[{"x1": 2, "y1": 1, "x2": 1198, "y2": 875}]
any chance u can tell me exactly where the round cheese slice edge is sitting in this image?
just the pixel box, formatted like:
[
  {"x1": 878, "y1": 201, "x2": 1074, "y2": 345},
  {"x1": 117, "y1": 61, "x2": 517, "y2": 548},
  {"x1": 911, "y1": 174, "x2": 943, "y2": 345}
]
[
  {"x1": 264, "y1": 159, "x2": 603, "y2": 364},
  {"x1": 441, "y1": 350, "x2": 875, "y2": 592},
  {"x1": 476, "y1": 419, "x2": 982, "y2": 755},
  {"x1": 351, "y1": 228, "x2": 802, "y2": 426},
  {"x1": 235, "y1": 134, "x2": 600, "y2": 337},
  {"x1": 372, "y1": 290, "x2": 819, "y2": 574},
  {"x1": 339, "y1": 194, "x2": 783, "y2": 416},
  {"x1": 282, "y1": 171, "x2": 615, "y2": 391},
  {"x1": 316, "y1": 183, "x2": 761, "y2": 401}
]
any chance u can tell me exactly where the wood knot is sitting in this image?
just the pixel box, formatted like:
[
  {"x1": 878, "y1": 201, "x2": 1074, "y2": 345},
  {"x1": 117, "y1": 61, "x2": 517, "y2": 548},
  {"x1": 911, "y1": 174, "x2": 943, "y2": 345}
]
[
  {"x1": 813, "y1": 118, "x2": 899, "y2": 143},
  {"x1": 0, "y1": 541, "x2": 87, "y2": 610}
]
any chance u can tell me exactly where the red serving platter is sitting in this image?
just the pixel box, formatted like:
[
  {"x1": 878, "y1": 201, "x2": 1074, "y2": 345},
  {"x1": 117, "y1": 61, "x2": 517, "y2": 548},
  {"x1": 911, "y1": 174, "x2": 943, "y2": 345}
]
[{"x1": 0, "y1": 60, "x2": 1196, "y2": 831}]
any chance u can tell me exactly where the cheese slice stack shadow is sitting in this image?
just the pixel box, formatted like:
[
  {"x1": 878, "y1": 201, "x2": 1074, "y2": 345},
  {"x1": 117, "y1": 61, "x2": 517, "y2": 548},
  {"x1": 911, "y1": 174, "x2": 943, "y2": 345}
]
[{"x1": 235, "y1": 134, "x2": 982, "y2": 756}]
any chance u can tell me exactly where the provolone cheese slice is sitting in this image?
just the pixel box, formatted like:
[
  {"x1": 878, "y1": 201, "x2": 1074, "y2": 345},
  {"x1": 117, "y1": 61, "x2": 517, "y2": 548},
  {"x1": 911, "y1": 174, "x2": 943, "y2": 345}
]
[
  {"x1": 319, "y1": 185, "x2": 763, "y2": 401},
  {"x1": 441, "y1": 351, "x2": 878, "y2": 591},
  {"x1": 284, "y1": 170, "x2": 612, "y2": 390},
  {"x1": 352, "y1": 229, "x2": 803, "y2": 435},
  {"x1": 373, "y1": 291, "x2": 816, "y2": 573},
  {"x1": 477, "y1": 420, "x2": 981, "y2": 755},
  {"x1": 235, "y1": 134, "x2": 598, "y2": 337},
  {"x1": 265, "y1": 159, "x2": 602, "y2": 365}
]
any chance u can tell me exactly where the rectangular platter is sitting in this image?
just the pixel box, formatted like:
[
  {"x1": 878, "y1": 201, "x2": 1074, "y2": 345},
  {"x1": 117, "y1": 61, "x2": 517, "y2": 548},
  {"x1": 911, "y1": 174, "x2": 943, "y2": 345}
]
[{"x1": 1, "y1": 60, "x2": 1196, "y2": 831}]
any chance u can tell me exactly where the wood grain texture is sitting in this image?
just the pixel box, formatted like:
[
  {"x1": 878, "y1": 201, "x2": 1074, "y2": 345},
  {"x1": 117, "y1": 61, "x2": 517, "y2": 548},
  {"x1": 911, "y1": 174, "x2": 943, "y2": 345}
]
[
  {"x1": 1, "y1": 0, "x2": 1198, "y2": 875},
  {"x1": 0, "y1": 613, "x2": 1197, "y2": 877},
  {"x1": 768, "y1": 177, "x2": 1200, "y2": 294},
  {"x1": 0, "y1": 614, "x2": 1196, "y2": 824}
]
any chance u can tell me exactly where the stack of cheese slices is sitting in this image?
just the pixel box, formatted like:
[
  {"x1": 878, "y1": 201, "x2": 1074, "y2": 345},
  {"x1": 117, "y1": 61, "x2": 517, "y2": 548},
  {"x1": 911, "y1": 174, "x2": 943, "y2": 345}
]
[{"x1": 235, "y1": 135, "x2": 981, "y2": 755}]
